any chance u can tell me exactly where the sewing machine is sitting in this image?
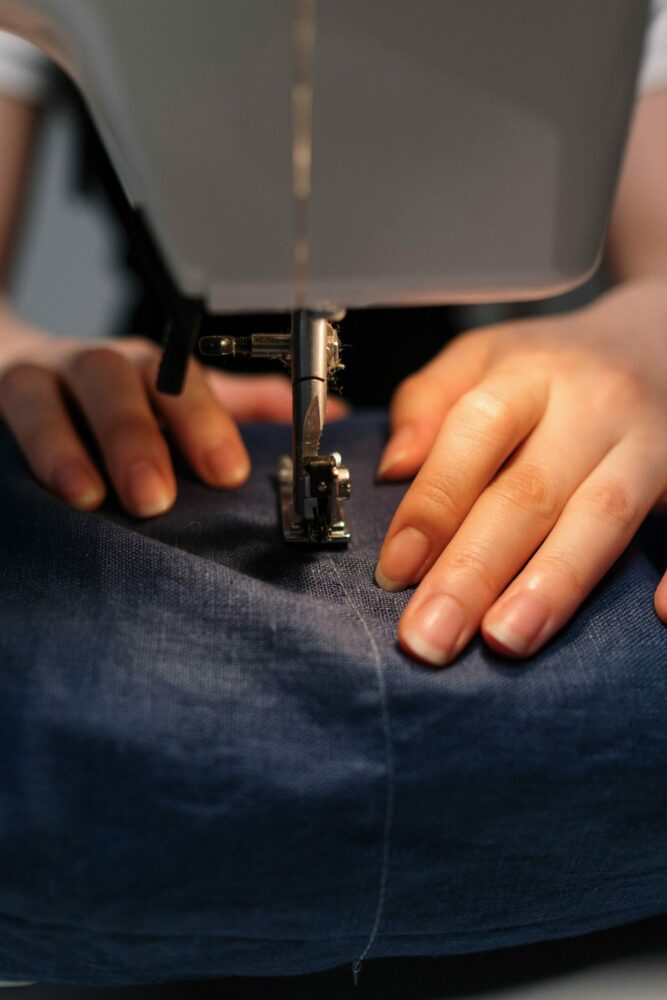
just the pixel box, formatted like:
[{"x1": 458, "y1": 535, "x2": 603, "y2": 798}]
[{"x1": 0, "y1": 0, "x2": 649, "y2": 543}]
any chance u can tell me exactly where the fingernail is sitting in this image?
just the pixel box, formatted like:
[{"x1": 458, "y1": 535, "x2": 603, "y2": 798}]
[
  {"x1": 52, "y1": 460, "x2": 103, "y2": 509},
  {"x1": 377, "y1": 425, "x2": 416, "y2": 478},
  {"x1": 485, "y1": 591, "x2": 551, "y2": 656},
  {"x1": 375, "y1": 526, "x2": 430, "y2": 591},
  {"x1": 401, "y1": 593, "x2": 466, "y2": 666},
  {"x1": 203, "y1": 444, "x2": 250, "y2": 488},
  {"x1": 125, "y1": 460, "x2": 172, "y2": 517}
]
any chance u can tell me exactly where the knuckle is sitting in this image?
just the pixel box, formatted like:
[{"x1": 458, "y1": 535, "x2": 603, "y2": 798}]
[
  {"x1": 577, "y1": 480, "x2": 639, "y2": 531},
  {"x1": 187, "y1": 358, "x2": 207, "y2": 387},
  {"x1": 0, "y1": 363, "x2": 44, "y2": 401},
  {"x1": 596, "y1": 368, "x2": 644, "y2": 411},
  {"x1": 391, "y1": 373, "x2": 423, "y2": 413},
  {"x1": 416, "y1": 472, "x2": 468, "y2": 525},
  {"x1": 449, "y1": 324, "x2": 495, "y2": 360},
  {"x1": 139, "y1": 351, "x2": 161, "y2": 381},
  {"x1": 456, "y1": 325, "x2": 488, "y2": 347},
  {"x1": 180, "y1": 400, "x2": 228, "y2": 436},
  {"x1": 494, "y1": 463, "x2": 560, "y2": 521},
  {"x1": 539, "y1": 550, "x2": 586, "y2": 598},
  {"x1": 67, "y1": 346, "x2": 126, "y2": 381},
  {"x1": 182, "y1": 400, "x2": 213, "y2": 423},
  {"x1": 445, "y1": 544, "x2": 495, "y2": 589},
  {"x1": 120, "y1": 335, "x2": 156, "y2": 355},
  {"x1": 457, "y1": 387, "x2": 518, "y2": 440},
  {"x1": 22, "y1": 423, "x2": 65, "y2": 460},
  {"x1": 106, "y1": 414, "x2": 160, "y2": 453}
]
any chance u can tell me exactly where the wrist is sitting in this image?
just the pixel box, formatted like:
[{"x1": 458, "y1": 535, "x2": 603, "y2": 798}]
[
  {"x1": 575, "y1": 277, "x2": 667, "y2": 381},
  {"x1": 585, "y1": 275, "x2": 667, "y2": 334}
]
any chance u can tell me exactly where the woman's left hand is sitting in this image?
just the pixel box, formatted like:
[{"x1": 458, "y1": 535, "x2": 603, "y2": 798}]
[{"x1": 375, "y1": 279, "x2": 667, "y2": 665}]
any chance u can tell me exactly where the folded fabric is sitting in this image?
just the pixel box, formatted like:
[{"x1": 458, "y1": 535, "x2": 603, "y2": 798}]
[{"x1": 0, "y1": 413, "x2": 665, "y2": 986}]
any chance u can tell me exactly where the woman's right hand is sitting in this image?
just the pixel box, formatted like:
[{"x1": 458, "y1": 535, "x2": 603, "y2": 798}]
[{"x1": 0, "y1": 315, "x2": 347, "y2": 518}]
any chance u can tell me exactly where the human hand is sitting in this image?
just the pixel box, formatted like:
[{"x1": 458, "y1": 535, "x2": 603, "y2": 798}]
[
  {"x1": 0, "y1": 325, "x2": 347, "y2": 517},
  {"x1": 375, "y1": 279, "x2": 667, "y2": 664}
]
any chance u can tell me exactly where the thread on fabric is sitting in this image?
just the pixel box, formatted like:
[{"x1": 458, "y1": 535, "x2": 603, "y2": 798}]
[{"x1": 328, "y1": 558, "x2": 395, "y2": 988}]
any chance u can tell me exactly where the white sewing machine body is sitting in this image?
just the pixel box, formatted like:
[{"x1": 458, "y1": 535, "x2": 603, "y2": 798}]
[
  {"x1": 0, "y1": 0, "x2": 650, "y2": 314},
  {"x1": 0, "y1": 0, "x2": 651, "y2": 542}
]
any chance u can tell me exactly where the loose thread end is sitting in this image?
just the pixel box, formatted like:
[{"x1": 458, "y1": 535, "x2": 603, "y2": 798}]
[{"x1": 351, "y1": 959, "x2": 362, "y2": 987}]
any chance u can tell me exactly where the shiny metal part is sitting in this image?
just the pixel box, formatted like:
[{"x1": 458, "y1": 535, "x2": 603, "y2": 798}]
[
  {"x1": 199, "y1": 333, "x2": 292, "y2": 359},
  {"x1": 278, "y1": 454, "x2": 350, "y2": 544},
  {"x1": 199, "y1": 309, "x2": 350, "y2": 545},
  {"x1": 281, "y1": 309, "x2": 350, "y2": 544},
  {"x1": 199, "y1": 327, "x2": 344, "y2": 373}
]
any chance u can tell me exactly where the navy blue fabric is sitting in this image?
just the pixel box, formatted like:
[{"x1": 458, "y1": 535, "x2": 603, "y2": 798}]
[{"x1": 0, "y1": 412, "x2": 665, "y2": 986}]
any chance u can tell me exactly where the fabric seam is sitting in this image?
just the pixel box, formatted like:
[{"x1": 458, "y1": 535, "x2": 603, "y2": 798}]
[{"x1": 328, "y1": 557, "x2": 395, "y2": 981}]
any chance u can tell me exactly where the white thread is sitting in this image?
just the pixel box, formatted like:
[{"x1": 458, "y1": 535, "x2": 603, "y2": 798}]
[{"x1": 329, "y1": 558, "x2": 395, "y2": 987}]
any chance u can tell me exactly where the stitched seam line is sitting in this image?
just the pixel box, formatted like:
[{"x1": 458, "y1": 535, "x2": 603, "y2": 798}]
[{"x1": 329, "y1": 558, "x2": 395, "y2": 970}]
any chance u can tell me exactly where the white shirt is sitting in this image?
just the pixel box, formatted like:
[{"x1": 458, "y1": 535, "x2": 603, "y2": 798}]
[
  {"x1": 1, "y1": 4, "x2": 667, "y2": 102},
  {"x1": 638, "y1": 0, "x2": 667, "y2": 91}
]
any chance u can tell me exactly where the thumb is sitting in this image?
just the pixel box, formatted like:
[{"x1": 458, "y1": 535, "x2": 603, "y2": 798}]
[{"x1": 377, "y1": 331, "x2": 490, "y2": 480}]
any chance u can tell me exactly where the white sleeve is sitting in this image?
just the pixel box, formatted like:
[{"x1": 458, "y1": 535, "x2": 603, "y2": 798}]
[
  {"x1": 638, "y1": 0, "x2": 667, "y2": 93},
  {"x1": 0, "y1": 30, "x2": 50, "y2": 103}
]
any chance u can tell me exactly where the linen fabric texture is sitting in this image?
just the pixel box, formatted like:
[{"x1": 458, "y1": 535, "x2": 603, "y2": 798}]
[{"x1": 0, "y1": 413, "x2": 665, "y2": 986}]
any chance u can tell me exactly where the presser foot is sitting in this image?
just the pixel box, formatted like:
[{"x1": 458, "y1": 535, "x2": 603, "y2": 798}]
[{"x1": 278, "y1": 454, "x2": 351, "y2": 545}]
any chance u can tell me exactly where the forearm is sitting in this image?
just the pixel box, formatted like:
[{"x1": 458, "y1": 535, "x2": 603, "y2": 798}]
[
  {"x1": 607, "y1": 89, "x2": 667, "y2": 284},
  {"x1": 0, "y1": 92, "x2": 40, "y2": 288},
  {"x1": 0, "y1": 92, "x2": 46, "y2": 368}
]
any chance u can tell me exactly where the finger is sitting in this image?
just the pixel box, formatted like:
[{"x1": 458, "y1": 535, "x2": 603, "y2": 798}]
[
  {"x1": 326, "y1": 394, "x2": 351, "y2": 420},
  {"x1": 377, "y1": 331, "x2": 490, "y2": 480},
  {"x1": 394, "y1": 406, "x2": 610, "y2": 666},
  {"x1": 146, "y1": 357, "x2": 250, "y2": 489},
  {"x1": 656, "y1": 571, "x2": 667, "y2": 624},
  {"x1": 64, "y1": 348, "x2": 176, "y2": 517},
  {"x1": 96, "y1": 335, "x2": 158, "y2": 367},
  {"x1": 205, "y1": 369, "x2": 349, "y2": 423},
  {"x1": 375, "y1": 366, "x2": 549, "y2": 592},
  {"x1": 481, "y1": 439, "x2": 664, "y2": 658},
  {"x1": 205, "y1": 370, "x2": 292, "y2": 422},
  {"x1": 0, "y1": 364, "x2": 106, "y2": 510}
]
